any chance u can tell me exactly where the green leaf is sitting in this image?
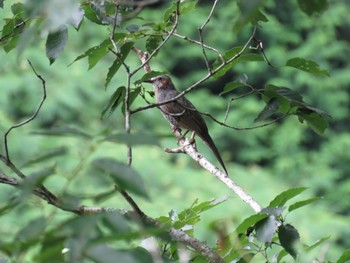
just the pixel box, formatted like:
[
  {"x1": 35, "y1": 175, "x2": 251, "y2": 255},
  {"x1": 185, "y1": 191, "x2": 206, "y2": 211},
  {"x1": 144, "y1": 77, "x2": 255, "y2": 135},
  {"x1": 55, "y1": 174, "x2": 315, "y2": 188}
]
[
  {"x1": 146, "y1": 35, "x2": 163, "y2": 54},
  {"x1": 191, "y1": 195, "x2": 230, "y2": 214},
  {"x1": 298, "y1": 112, "x2": 328, "y2": 134},
  {"x1": 235, "y1": 213, "x2": 268, "y2": 234},
  {"x1": 70, "y1": 39, "x2": 110, "y2": 69},
  {"x1": 45, "y1": 26, "x2": 68, "y2": 64},
  {"x1": 105, "y1": 42, "x2": 134, "y2": 87},
  {"x1": 36, "y1": 236, "x2": 65, "y2": 263},
  {"x1": 32, "y1": 126, "x2": 92, "y2": 138},
  {"x1": 92, "y1": 158, "x2": 148, "y2": 198},
  {"x1": 20, "y1": 167, "x2": 55, "y2": 198},
  {"x1": 286, "y1": 57, "x2": 329, "y2": 76},
  {"x1": 234, "y1": 0, "x2": 266, "y2": 31},
  {"x1": 278, "y1": 224, "x2": 300, "y2": 259},
  {"x1": 16, "y1": 217, "x2": 47, "y2": 241},
  {"x1": 11, "y1": 3, "x2": 26, "y2": 19},
  {"x1": 86, "y1": 245, "x2": 153, "y2": 263},
  {"x1": 0, "y1": 0, "x2": 3, "y2": 8},
  {"x1": 164, "y1": 0, "x2": 197, "y2": 21},
  {"x1": 269, "y1": 187, "x2": 307, "y2": 208},
  {"x1": 102, "y1": 212, "x2": 131, "y2": 234},
  {"x1": 260, "y1": 207, "x2": 285, "y2": 217},
  {"x1": 254, "y1": 98, "x2": 279, "y2": 122},
  {"x1": 255, "y1": 216, "x2": 278, "y2": 243},
  {"x1": 336, "y1": 249, "x2": 350, "y2": 263},
  {"x1": 22, "y1": 147, "x2": 68, "y2": 167},
  {"x1": 305, "y1": 236, "x2": 330, "y2": 252},
  {"x1": 288, "y1": 197, "x2": 321, "y2": 212},
  {"x1": 297, "y1": 0, "x2": 328, "y2": 16},
  {"x1": 213, "y1": 47, "x2": 263, "y2": 79},
  {"x1": 105, "y1": 132, "x2": 160, "y2": 146},
  {"x1": 81, "y1": 4, "x2": 104, "y2": 25},
  {"x1": 219, "y1": 81, "x2": 248, "y2": 96},
  {"x1": 100, "y1": 86, "x2": 126, "y2": 119}
]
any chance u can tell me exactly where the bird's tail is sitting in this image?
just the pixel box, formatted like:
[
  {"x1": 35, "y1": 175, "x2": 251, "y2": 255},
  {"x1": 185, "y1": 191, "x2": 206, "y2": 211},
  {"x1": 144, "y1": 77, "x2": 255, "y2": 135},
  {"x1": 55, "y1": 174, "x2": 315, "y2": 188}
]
[{"x1": 197, "y1": 133, "x2": 228, "y2": 175}]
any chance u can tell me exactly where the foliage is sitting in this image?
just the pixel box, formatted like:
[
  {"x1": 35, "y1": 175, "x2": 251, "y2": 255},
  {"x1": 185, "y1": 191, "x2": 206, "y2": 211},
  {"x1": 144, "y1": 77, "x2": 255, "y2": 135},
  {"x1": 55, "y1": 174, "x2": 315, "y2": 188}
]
[{"x1": 1, "y1": 0, "x2": 349, "y2": 262}]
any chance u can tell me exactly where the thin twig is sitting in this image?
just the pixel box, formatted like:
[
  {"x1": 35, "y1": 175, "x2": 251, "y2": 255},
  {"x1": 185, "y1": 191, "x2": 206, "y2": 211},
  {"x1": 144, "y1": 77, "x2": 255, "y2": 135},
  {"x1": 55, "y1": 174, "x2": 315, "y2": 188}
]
[
  {"x1": 198, "y1": 0, "x2": 219, "y2": 72},
  {"x1": 3, "y1": 60, "x2": 46, "y2": 161},
  {"x1": 130, "y1": 26, "x2": 257, "y2": 114},
  {"x1": 130, "y1": 0, "x2": 181, "y2": 77}
]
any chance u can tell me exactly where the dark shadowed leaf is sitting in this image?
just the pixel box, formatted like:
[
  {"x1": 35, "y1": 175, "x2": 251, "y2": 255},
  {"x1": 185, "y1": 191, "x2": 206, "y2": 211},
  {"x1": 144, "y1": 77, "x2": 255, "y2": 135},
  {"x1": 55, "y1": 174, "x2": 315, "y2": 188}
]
[
  {"x1": 255, "y1": 216, "x2": 278, "y2": 243},
  {"x1": 16, "y1": 217, "x2": 47, "y2": 241},
  {"x1": 286, "y1": 57, "x2": 329, "y2": 76},
  {"x1": 102, "y1": 212, "x2": 131, "y2": 234},
  {"x1": 86, "y1": 245, "x2": 153, "y2": 263},
  {"x1": 269, "y1": 187, "x2": 307, "y2": 208},
  {"x1": 278, "y1": 224, "x2": 300, "y2": 259},
  {"x1": 254, "y1": 98, "x2": 279, "y2": 122},
  {"x1": 336, "y1": 248, "x2": 350, "y2": 263},
  {"x1": 36, "y1": 235, "x2": 65, "y2": 263},
  {"x1": 0, "y1": 0, "x2": 3, "y2": 8},
  {"x1": 234, "y1": 0, "x2": 266, "y2": 31},
  {"x1": 297, "y1": 0, "x2": 328, "y2": 16},
  {"x1": 105, "y1": 42, "x2": 134, "y2": 87},
  {"x1": 46, "y1": 26, "x2": 68, "y2": 64},
  {"x1": 288, "y1": 197, "x2": 321, "y2": 212},
  {"x1": 105, "y1": 132, "x2": 160, "y2": 146},
  {"x1": 32, "y1": 126, "x2": 92, "y2": 138},
  {"x1": 235, "y1": 213, "x2": 268, "y2": 234},
  {"x1": 101, "y1": 86, "x2": 126, "y2": 119},
  {"x1": 92, "y1": 158, "x2": 148, "y2": 198}
]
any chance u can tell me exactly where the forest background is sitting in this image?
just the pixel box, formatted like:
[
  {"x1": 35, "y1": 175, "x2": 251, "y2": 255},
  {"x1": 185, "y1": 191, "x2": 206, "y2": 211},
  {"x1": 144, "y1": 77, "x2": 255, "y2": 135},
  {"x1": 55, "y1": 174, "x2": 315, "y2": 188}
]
[{"x1": 0, "y1": 0, "x2": 349, "y2": 262}]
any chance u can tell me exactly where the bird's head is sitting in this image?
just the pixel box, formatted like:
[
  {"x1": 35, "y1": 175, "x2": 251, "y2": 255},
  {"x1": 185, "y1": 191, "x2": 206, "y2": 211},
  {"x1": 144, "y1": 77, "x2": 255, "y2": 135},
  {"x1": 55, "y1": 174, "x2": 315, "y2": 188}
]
[{"x1": 144, "y1": 75, "x2": 174, "y2": 91}]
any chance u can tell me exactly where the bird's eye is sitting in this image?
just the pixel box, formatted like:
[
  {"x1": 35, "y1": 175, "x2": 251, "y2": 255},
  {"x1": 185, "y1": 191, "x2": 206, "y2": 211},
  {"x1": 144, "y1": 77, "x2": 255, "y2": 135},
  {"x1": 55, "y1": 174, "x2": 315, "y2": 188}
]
[{"x1": 157, "y1": 77, "x2": 161, "y2": 81}]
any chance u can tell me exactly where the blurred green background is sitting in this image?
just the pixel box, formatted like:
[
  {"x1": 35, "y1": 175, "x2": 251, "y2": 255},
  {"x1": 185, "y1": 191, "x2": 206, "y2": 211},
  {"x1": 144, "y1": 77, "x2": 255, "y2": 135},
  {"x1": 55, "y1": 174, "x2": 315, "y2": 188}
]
[{"x1": 0, "y1": 0, "x2": 349, "y2": 261}]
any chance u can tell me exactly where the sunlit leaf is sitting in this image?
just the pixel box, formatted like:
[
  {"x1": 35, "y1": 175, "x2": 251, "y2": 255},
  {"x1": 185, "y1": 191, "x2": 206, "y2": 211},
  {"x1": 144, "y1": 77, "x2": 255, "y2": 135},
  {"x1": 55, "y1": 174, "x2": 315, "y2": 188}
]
[
  {"x1": 92, "y1": 158, "x2": 148, "y2": 198},
  {"x1": 288, "y1": 197, "x2": 321, "y2": 212},
  {"x1": 278, "y1": 224, "x2": 300, "y2": 259},
  {"x1": 105, "y1": 42, "x2": 134, "y2": 87},
  {"x1": 255, "y1": 216, "x2": 278, "y2": 243},
  {"x1": 269, "y1": 187, "x2": 307, "y2": 208},
  {"x1": 297, "y1": 0, "x2": 328, "y2": 16},
  {"x1": 67, "y1": 7, "x2": 84, "y2": 30},
  {"x1": 286, "y1": 57, "x2": 329, "y2": 76},
  {"x1": 46, "y1": 26, "x2": 68, "y2": 64}
]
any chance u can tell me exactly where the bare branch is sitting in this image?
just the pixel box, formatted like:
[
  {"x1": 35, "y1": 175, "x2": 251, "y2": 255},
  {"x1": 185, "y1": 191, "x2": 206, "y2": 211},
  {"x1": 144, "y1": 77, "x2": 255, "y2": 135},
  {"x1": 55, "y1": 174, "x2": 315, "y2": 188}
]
[{"x1": 3, "y1": 60, "x2": 46, "y2": 161}]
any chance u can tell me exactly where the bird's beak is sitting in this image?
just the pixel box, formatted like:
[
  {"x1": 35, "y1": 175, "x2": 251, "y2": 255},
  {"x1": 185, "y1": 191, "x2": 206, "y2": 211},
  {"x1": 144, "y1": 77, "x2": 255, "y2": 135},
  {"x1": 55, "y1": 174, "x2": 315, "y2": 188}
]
[{"x1": 143, "y1": 79, "x2": 153, "y2": 83}]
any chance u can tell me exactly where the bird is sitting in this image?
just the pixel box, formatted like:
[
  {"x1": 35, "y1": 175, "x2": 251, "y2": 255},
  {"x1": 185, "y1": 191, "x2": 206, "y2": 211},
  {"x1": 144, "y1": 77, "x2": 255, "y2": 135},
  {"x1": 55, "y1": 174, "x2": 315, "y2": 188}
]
[{"x1": 144, "y1": 75, "x2": 228, "y2": 175}]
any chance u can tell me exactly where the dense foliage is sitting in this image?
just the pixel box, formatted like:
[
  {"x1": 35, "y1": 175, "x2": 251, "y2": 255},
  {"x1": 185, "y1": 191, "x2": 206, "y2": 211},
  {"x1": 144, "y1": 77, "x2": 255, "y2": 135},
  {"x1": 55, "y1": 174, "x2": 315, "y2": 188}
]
[{"x1": 0, "y1": 0, "x2": 349, "y2": 262}]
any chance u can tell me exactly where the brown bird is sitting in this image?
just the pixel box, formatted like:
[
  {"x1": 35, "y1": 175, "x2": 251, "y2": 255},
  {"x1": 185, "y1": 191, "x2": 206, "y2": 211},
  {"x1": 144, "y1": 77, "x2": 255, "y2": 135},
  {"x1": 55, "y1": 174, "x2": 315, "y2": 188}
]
[{"x1": 144, "y1": 75, "x2": 228, "y2": 174}]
